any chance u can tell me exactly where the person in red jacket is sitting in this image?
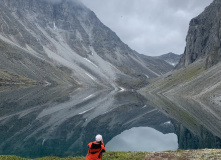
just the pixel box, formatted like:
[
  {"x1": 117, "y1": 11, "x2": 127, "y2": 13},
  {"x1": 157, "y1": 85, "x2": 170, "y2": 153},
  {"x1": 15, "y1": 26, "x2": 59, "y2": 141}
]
[{"x1": 86, "y1": 134, "x2": 106, "y2": 160}]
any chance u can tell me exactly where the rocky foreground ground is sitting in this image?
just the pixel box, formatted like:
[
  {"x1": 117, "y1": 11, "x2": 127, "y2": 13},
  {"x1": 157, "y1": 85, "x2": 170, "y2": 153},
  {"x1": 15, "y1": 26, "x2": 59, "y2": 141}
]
[
  {"x1": 142, "y1": 149, "x2": 221, "y2": 160},
  {"x1": 0, "y1": 149, "x2": 220, "y2": 160}
]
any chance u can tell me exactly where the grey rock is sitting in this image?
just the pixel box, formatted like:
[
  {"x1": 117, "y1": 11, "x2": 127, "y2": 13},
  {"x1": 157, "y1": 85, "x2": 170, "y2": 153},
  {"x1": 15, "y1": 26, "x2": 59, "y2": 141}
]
[{"x1": 177, "y1": 0, "x2": 221, "y2": 69}]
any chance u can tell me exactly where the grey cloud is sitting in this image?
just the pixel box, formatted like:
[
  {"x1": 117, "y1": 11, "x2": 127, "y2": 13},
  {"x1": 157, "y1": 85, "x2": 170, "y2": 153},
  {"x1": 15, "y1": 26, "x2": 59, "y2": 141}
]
[
  {"x1": 81, "y1": 0, "x2": 213, "y2": 56},
  {"x1": 106, "y1": 127, "x2": 178, "y2": 152}
]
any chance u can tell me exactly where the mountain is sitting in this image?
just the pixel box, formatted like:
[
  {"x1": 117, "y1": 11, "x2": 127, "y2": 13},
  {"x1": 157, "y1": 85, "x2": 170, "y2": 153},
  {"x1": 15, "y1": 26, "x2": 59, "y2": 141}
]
[
  {"x1": 140, "y1": 0, "x2": 221, "y2": 142},
  {"x1": 176, "y1": 0, "x2": 221, "y2": 69},
  {"x1": 0, "y1": 0, "x2": 173, "y2": 90},
  {"x1": 0, "y1": 0, "x2": 175, "y2": 157},
  {"x1": 156, "y1": 52, "x2": 182, "y2": 66}
]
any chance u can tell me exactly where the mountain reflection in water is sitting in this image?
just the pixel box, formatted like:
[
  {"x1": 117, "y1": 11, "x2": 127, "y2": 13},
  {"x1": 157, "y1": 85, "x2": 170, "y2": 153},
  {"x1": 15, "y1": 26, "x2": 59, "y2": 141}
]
[{"x1": 0, "y1": 85, "x2": 220, "y2": 158}]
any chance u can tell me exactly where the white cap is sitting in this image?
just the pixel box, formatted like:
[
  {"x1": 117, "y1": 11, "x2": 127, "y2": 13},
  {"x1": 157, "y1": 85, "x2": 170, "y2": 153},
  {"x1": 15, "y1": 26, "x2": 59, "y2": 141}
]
[{"x1": 95, "y1": 134, "x2": 102, "y2": 142}]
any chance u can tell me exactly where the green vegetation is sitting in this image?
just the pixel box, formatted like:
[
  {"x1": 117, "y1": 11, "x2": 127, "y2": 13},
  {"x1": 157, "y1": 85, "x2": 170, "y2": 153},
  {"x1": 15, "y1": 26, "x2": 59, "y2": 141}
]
[
  {"x1": 0, "y1": 70, "x2": 38, "y2": 89},
  {"x1": 150, "y1": 60, "x2": 206, "y2": 92},
  {"x1": 0, "y1": 156, "x2": 84, "y2": 160},
  {"x1": 103, "y1": 151, "x2": 145, "y2": 160},
  {"x1": 1, "y1": 149, "x2": 221, "y2": 160}
]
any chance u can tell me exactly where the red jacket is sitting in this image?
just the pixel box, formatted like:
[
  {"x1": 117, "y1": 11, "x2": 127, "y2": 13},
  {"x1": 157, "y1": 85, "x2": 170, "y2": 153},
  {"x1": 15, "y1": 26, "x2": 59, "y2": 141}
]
[{"x1": 86, "y1": 141, "x2": 106, "y2": 160}]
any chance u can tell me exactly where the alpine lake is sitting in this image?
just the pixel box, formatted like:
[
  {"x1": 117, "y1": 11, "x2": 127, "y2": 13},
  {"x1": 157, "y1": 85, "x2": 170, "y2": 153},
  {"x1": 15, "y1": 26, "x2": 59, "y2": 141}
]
[{"x1": 0, "y1": 85, "x2": 220, "y2": 158}]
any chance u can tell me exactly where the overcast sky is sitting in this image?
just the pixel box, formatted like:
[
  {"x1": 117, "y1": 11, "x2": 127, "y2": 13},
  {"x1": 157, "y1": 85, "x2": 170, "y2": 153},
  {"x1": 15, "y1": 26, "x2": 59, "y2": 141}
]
[{"x1": 81, "y1": 0, "x2": 213, "y2": 56}]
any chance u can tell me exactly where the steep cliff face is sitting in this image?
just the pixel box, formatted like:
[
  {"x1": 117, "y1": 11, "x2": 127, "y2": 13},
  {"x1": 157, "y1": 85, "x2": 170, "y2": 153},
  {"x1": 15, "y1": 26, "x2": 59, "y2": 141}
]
[
  {"x1": 0, "y1": 0, "x2": 173, "y2": 90},
  {"x1": 177, "y1": 0, "x2": 221, "y2": 69}
]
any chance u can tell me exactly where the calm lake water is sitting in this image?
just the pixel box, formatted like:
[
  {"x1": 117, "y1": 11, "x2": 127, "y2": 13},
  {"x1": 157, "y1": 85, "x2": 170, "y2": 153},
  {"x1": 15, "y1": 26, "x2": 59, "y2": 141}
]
[
  {"x1": 106, "y1": 127, "x2": 178, "y2": 152},
  {"x1": 0, "y1": 85, "x2": 220, "y2": 158}
]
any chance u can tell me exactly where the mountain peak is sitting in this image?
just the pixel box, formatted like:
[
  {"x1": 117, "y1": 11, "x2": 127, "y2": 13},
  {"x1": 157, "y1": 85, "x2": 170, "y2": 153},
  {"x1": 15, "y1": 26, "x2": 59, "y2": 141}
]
[{"x1": 157, "y1": 52, "x2": 182, "y2": 67}]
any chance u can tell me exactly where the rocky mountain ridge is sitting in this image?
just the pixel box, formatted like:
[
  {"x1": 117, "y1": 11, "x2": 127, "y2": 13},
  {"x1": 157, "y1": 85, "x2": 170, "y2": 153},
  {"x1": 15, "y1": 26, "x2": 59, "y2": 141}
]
[
  {"x1": 156, "y1": 52, "x2": 182, "y2": 66},
  {"x1": 0, "y1": 0, "x2": 173, "y2": 90}
]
